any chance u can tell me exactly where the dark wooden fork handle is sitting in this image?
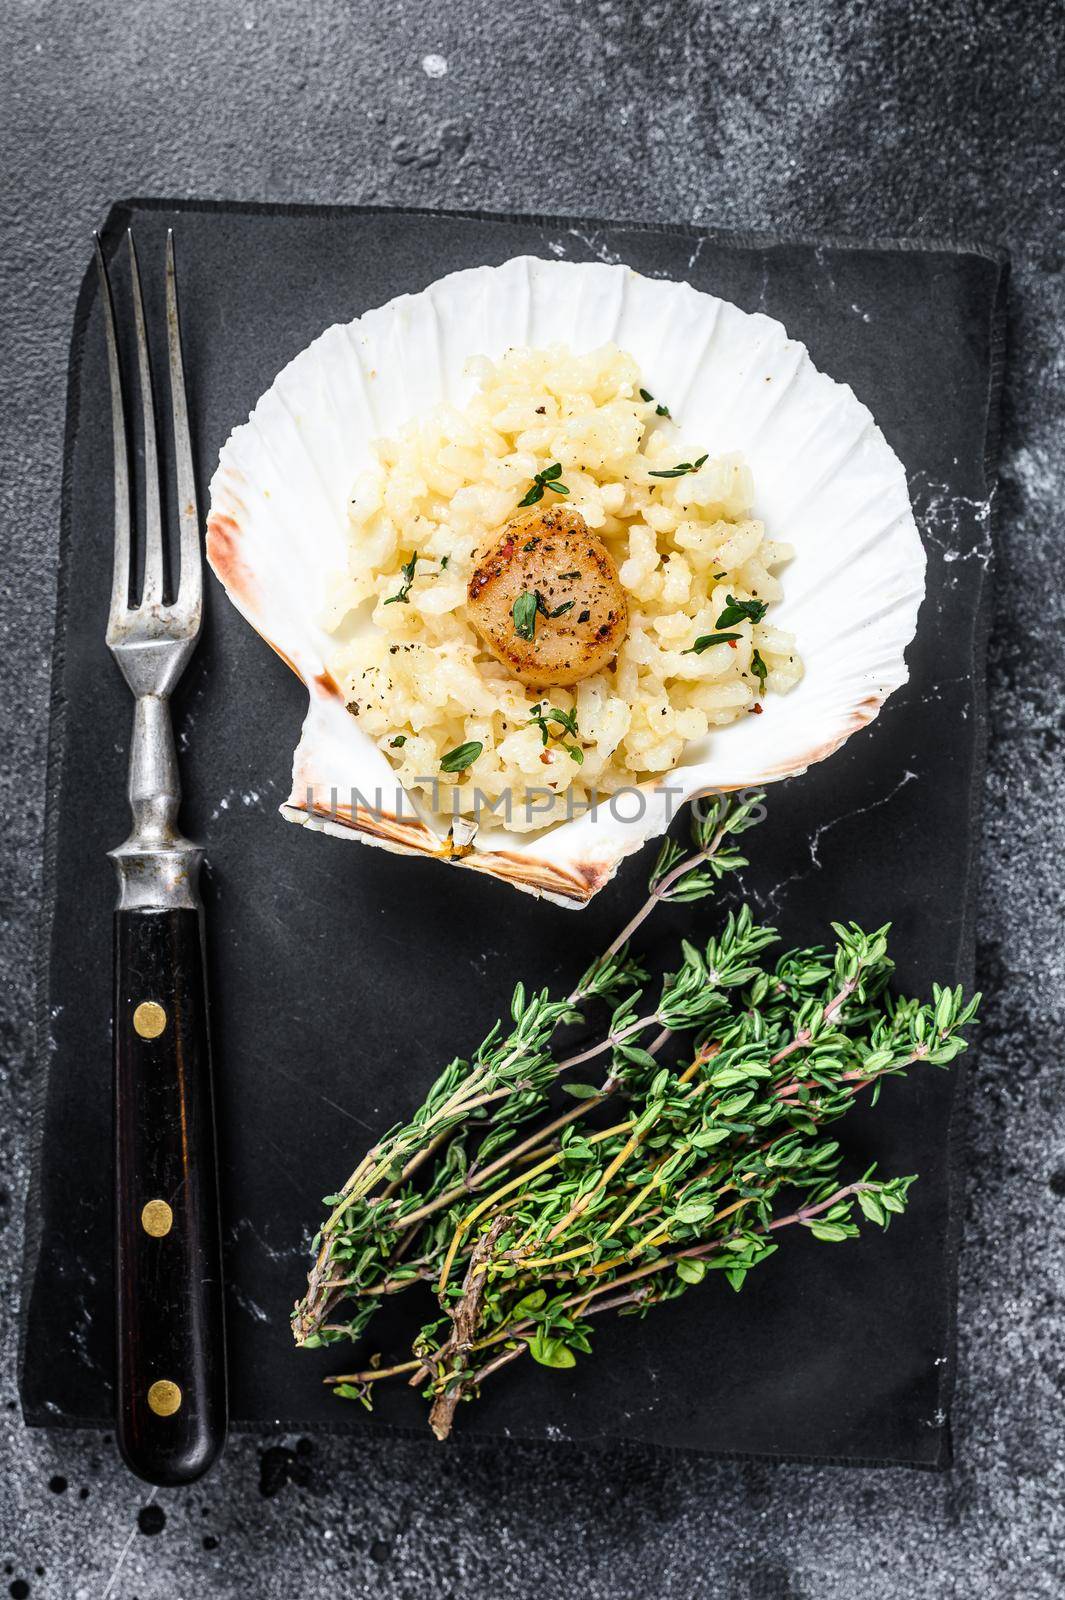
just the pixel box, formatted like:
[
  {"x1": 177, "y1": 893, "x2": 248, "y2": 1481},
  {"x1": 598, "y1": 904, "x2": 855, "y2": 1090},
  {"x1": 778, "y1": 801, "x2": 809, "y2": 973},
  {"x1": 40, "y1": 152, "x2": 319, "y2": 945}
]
[{"x1": 114, "y1": 906, "x2": 226, "y2": 1485}]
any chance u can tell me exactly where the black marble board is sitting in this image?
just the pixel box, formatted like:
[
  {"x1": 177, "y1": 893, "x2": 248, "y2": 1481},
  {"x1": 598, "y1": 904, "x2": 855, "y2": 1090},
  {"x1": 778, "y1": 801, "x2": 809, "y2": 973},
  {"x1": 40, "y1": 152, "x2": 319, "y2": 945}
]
[{"x1": 20, "y1": 200, "x2": 1006, "y2": 1467}]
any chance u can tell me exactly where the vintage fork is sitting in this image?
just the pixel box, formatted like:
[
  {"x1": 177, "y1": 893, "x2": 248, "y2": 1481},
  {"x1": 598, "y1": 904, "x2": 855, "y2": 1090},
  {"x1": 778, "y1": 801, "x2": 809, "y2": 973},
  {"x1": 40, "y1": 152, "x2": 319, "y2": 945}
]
[{"x1": 95, "y1": 229, "x2": 226, "y2": 1485}]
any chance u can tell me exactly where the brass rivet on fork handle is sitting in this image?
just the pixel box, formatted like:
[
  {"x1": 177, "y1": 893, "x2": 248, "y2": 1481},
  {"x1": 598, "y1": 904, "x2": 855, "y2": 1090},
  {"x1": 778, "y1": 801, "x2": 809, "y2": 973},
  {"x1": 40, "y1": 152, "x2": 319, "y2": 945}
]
[
  {"x1": 133, "y1": 1000, "x2": 167, "y2": 1039},
  {"x1": 140, "y1": 1199, "x2": 173, "y2": 1237},
  {"x1": 147, "y1": 1380, "x2": 183, "y2": 1417}
]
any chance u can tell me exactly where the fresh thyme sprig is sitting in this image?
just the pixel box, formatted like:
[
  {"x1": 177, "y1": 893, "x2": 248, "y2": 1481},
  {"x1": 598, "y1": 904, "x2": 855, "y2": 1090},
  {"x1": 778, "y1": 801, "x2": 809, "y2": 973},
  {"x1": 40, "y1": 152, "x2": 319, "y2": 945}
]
[
  {"x1": 512, "y1": 592, "x2": 538, "y2": 640},
  {"x1": 291, "y1": 792, "x2": 762, "y2": 1344},
  {"x1": 292, "y1": 796, "x2": 979, "y2": 1439},
  {"x1": 527, "y1": 702, "x2": 583, "y2": 763},
  {"x1": 513, "y1": 590, "x2": 574, "y2": 641},
  {"x1": 716, "y1": 593, "x2": 768, "y2": 627},
  {"x1": 518, "y1": 463, "x2": 570, "y2": 507},
  {"x1": 639, "y1": 387, "x2": 671, "y2": 418},
  {"x1": 383, "y1": 551, "x2": 418, "y2": 605},
  {"x1": 440, "y1": 741, "x2": 483, "y2": 774},
  {"x1": 684, "y1": 631, "x2": 741, "y2": 655},
  {"x1": 648, "y1": 454, "x2": 708, "y2": 480},
  {"x1": 750, "y1": 647, "x2": 768, "y2": 695},
  {"x1": 685, "y1": 598, "x2": 771, "y2": 657}
]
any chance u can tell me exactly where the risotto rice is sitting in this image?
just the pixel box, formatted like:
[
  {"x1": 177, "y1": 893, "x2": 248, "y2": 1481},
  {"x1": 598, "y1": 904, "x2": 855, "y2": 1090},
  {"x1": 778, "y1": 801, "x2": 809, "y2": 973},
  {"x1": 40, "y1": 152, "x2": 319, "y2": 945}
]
[{"x1": 323, "y1": 344, "x2": 802, "y2": 831}]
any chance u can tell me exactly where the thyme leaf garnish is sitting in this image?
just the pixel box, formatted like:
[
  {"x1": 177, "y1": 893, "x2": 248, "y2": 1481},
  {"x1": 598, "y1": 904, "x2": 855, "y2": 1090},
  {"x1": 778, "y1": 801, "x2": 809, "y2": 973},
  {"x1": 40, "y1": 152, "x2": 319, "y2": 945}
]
[
  {"x1": 440, "y1": 741, "x2": 483, "y2": 773},
  {"x1": 639, "y1": 387, "x2": 671, "y2": 418},
  {"x1": 512, "y1": 592, "x2": 540, "y2": 640},
  {"x1": 649, "y1": 453, "x2": 708, "y2": 480},
  {"x1": 527, "y1": 701, "x2": 583, "y2": 763},
  {"x1": 383, "y1": 551, "x2": 419, "y2": 605},
  {"x1": 716, "y1": 593, "x2": 768, "y2": 627},
  {"x1": 751, "y1": 648, "x2": 768, "y2": 696},
  {"x1": 684, "y1": 631, "x2": 741, "y2": 654},
  {"x1": 518, "y1": 462, "x2": 571, "y2": 506},
  {"x1": 515, "y1": 592, "x2": 575, "y2": 639}
]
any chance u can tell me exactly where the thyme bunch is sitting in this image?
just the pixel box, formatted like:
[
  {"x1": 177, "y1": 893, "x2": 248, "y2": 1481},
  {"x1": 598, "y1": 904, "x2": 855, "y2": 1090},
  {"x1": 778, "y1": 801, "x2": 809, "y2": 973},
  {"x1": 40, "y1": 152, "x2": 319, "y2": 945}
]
[
  {"x1": 292, "y1": 795, "x2": 979, "y2": 1439},
  {"x1": 292, "y1": 791, "x2": 761, "y2": 1345}
]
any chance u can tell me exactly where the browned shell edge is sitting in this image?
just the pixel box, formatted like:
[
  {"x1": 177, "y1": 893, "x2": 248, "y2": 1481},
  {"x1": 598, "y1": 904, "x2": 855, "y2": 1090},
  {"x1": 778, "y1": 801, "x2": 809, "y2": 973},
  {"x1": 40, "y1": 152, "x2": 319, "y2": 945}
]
[
  {"x1": 280, "y1": 688, "x2": 885, "y2": 905},
  {"x1": 207, "y1": 504, "x2": 889, "y2": 907},
  {"x1": 283, "y1": 794, "x2": 613, "y2": 906}
]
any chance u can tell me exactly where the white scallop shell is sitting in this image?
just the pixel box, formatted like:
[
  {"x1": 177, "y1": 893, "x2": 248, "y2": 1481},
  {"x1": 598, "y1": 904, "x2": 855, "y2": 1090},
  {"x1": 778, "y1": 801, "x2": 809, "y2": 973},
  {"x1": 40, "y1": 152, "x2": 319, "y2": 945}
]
[{"x1": 207, "y1": 257, "x2": 925, "y2": 908}]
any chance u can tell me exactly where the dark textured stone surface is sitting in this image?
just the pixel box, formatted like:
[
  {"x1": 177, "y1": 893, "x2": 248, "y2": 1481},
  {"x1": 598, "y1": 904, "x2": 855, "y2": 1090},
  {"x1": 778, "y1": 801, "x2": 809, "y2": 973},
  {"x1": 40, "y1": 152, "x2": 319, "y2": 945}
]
[{"x1": 0, "y1": 1, "x2": 1062, "y2": 1596}]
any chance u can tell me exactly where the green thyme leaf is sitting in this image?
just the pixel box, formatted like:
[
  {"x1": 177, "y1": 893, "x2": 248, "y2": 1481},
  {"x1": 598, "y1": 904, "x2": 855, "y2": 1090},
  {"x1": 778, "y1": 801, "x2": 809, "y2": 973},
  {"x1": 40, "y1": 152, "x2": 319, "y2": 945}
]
[
  {"x1": 716, "y1": 594, "x2": 768, "y2": 628},
  {"x1": 526, "y1": 699, "x2": 585, "y2": 766},
  {"x1": 513, "y1": 592, "x2": 540, "y2": 640},
  {"x1": 546, "y1": 706, "x2": 579, "y2": 738},
  {"x1": 639, "y1": 386, "x2": 671, "y2": 418},
  {"x1": 751, "y1": 648, "x2": 768, "y2": 696},
  {"x1": 684, "y1": 632, "x2": 741, "y2": 654},
  {"x1": 440, "y1": 741, "x2": 483, "y2": 773},
  {"x1": 649, "y1": 453, "x2": 708, "y2": 479},
  {"x1": 518, "y1": 463, "x2": 571, "y2": 506},
  {"x1": 389, "y1": 735, "x2": 407, "y2": 748},
  {"x1": 518, "y1": 591, "x2": 577, "y2": 635},
  {"x1": 383, "y1": 550, "x2": 418, "y2": 605},
  {"x1": 807, "y1": 1221, "x2": 851, "y2": 1243},
  {"x1": 527, "y1": 702, "x2": 580, "y2": 749},
  {"x1": 332, "y1": 1383, "x2": 372, "y2": 1408},
  {"x1": 690, "y1": 1128, "x2": 731, "y2": 1150},
  {"x1": 528, "y1": 703, "x2": 550, "y2": 746},
  {"x1": 528, "y1": 1331, "x2": 577, "y2": 1369}
]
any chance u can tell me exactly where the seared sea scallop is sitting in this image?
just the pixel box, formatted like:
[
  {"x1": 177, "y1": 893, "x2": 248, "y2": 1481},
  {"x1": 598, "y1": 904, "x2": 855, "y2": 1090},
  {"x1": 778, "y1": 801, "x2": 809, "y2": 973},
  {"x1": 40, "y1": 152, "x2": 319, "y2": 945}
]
[{"x1": 467, "y1": 506, "x2": 628, "y2": 687}]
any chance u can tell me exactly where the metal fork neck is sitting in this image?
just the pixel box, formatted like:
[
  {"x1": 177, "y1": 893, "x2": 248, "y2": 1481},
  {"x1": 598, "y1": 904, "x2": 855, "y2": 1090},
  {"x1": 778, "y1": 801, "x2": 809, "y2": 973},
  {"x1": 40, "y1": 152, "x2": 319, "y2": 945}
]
[{"x1": 110, "y1": 694, "x2": 203, "y2": 912}]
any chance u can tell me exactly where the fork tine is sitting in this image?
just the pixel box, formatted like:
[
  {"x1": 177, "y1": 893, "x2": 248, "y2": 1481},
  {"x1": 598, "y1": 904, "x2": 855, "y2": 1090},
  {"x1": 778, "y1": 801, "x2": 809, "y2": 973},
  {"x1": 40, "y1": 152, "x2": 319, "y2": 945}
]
[
  {"x1": 94, "y1": 235, "x2": 132, "y2": 632},
  {"x1": 166, "y1": 230, "x2": 201, "y2": 622},
  {"x1": 126, "y1": 230, "x2": 165, "y2": 608}
]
